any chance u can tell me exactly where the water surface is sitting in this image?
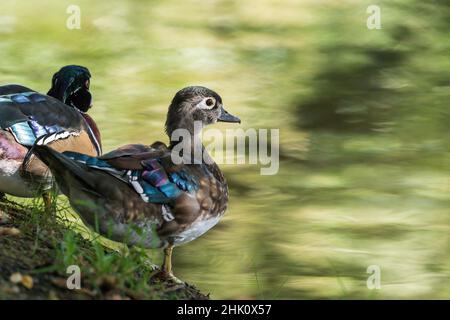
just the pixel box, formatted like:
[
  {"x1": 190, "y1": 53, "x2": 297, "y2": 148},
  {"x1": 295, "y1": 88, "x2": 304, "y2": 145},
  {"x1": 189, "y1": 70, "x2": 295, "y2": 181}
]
[{"x1": 0, "y1": 0, "x2": 448, "y2": 299}]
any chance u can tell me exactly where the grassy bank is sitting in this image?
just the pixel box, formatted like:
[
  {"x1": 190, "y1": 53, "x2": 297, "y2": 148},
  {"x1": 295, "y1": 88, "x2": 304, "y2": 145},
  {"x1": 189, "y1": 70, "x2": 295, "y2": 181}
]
[{"x1": 0, "y1": 199, "x2": 207, "y2": 300}]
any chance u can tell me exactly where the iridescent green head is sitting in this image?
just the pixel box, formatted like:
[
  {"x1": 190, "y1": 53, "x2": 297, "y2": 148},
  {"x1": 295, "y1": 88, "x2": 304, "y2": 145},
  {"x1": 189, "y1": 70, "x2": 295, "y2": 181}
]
[{"x1": 47, "y1": 65, "x2": 92, "y2": 112}]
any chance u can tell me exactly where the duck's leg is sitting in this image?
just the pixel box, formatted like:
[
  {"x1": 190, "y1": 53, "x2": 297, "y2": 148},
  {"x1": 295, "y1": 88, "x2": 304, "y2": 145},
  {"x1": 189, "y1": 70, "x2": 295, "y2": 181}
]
[
  {"x1": 161, "y1": 244, "x2": 174, "y2": 275},
  {"x1": 42, "y1": 191, "x2": 54, "y2": 213},
  {"x1": 152, "y1": 244, "x2": 184, "y2": 284}
]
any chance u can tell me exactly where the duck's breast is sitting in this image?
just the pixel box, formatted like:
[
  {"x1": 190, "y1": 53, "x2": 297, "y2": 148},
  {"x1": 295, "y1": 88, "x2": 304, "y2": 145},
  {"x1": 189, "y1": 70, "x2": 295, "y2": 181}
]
[
  {"x1": 161, "y1": 163, "x2": 229, "y2": 246},
  {"x1": 171, "y1": 213, "x2": 224, "y2": 246},
  {"x1": 0, "y1": 130, "x2": 44, "y2": 197}
]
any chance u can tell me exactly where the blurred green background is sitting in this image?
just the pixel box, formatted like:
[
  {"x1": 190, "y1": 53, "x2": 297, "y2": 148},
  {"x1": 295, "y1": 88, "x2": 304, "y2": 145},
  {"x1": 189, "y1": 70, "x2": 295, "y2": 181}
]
[{"x1": 0, "y1": 0, "x2": 449, "y2": 299}]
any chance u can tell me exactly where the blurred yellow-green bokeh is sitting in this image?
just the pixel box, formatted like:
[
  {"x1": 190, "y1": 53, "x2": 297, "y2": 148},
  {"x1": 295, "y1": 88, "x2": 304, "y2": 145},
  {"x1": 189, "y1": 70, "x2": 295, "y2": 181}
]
[{"x1": 0, "y1": 0, "x2": 449, "y2": 299}]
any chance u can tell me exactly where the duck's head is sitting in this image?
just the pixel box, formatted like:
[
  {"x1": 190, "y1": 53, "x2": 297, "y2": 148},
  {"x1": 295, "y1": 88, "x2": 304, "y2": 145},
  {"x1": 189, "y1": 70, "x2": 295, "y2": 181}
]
[
  {"x1": 47, "y1": 65, "x2": 92, "y2": 112},
  {"x1": 165, "y1": 86, "x2": 240, "y2": 136}
]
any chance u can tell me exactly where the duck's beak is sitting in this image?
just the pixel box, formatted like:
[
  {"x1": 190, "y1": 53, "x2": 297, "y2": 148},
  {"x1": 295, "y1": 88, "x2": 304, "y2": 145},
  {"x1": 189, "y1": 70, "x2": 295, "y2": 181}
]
[{"x1": 218, "y1": 107, "x2": 241, "y2": 123}]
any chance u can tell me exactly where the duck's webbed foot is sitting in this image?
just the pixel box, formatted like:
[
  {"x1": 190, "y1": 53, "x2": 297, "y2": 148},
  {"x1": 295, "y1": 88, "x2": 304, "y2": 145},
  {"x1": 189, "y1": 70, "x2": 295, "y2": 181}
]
[{"x1": 151, "y1": 270, "x2": 184, "y2": 284}]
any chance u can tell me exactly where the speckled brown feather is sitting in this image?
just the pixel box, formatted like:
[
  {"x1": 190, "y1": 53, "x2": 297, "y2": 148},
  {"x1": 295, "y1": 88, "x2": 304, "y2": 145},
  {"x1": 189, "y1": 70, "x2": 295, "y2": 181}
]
[{"x1": 97, "y1": 143, "x2": 229, "y2": 244}]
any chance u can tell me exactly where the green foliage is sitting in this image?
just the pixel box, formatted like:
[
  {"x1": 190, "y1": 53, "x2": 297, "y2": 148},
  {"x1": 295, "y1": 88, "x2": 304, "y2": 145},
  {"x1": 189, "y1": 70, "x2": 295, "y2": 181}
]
[{"x1": 0, "y1": 198, "x2": 203, "y2": 299}]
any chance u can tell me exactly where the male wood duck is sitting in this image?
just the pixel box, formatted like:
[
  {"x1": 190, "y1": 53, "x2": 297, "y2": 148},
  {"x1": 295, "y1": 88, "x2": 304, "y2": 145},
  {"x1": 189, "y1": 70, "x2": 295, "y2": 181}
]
[
  {"x1": 33, "y1": 86, "x2": 240, "y2": 281},
  {"x1": 0, "y1": 65, "x2": 101, "y2": 203}
]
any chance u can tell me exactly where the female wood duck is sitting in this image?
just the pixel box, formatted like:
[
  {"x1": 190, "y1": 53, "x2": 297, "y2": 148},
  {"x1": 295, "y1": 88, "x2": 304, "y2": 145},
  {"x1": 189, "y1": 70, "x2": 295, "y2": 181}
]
[
  {"x1": 0, "y1": 65, "x2": 101, "y2": 203},
  {"x1": 32, "y1": 86, "x2": 240, "y2": 281}
]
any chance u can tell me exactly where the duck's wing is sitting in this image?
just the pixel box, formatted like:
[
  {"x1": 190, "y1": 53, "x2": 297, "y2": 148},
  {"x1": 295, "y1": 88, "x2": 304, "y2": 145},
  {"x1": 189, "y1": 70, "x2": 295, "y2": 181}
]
[
  {"x1": 0, "y1": 84, "x2": 33, "y2": 95},
  {"x1": 62, "y1": 142, "x2": 184, "y2": 204},
  {"x1": 0, "y1": 85, "x2": 85, "y2": 129},
  {"x1": 0, "y1": 85, "x2": 100, "y2": 155},
  {"x1": 32, "y1": 144, "x2": 165, "y2": 248},
  {"x1": 98, "y1": 142, "x2": 168, "y2": 169}
]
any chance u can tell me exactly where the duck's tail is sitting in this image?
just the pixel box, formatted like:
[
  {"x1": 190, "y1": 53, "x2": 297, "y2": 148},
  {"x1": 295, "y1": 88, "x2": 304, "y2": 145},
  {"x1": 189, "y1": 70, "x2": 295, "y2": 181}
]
[{"x1": 32, "y1": 144, "x2": 97, "y2": 193}]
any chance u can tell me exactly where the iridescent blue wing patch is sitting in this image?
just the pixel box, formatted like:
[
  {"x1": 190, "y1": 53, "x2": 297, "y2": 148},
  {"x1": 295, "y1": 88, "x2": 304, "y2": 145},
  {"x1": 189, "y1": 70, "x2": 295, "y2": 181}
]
[
  {"x1": 8, "y1": 119, "x2": 66, "y2": 147},
  {"x1": 127, "y1": 170, "x2": 177, "y2": 204},
  {"x1": 9, "y1": 121, "x2": 36, "y2": 146},
  {"x1": 1, "y1": 91, "x2": 69, "y2": 147},
  {"x1": 63, "y1": 151, "x2": 178, "y2": 204},
  {"x1": 63, "y1": 151, "x2": 122, "y2": 174},
  {"x1": 169, "y1": 170, "x2": 199, "y2": 193}
]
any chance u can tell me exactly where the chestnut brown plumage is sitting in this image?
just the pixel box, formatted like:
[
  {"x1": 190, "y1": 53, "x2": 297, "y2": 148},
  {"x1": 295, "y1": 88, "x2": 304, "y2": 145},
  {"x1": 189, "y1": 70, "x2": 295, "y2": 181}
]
[{"x1": 0, "y1": 66, "x2": 101, "y2": 207}]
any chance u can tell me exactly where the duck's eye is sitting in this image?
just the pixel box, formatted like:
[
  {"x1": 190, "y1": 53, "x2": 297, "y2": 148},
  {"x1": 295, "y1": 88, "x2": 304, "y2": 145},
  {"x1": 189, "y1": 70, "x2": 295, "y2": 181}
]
[
  {"x1": 206, "y1": 98, "x2": 215, "y2": 107},
  {"x1": 85, "y1": 80, "x2": 90, "y2": 89},
  {"x1": 197, "y1": 97, "x2": 216, "y2": 110}
]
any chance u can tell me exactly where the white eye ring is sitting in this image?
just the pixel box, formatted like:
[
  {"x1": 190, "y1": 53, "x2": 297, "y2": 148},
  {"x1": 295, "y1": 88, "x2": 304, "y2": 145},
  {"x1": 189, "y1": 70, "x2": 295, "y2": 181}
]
[{"x1": 197, "y1": 97, "x2": 216, "y2": 110}]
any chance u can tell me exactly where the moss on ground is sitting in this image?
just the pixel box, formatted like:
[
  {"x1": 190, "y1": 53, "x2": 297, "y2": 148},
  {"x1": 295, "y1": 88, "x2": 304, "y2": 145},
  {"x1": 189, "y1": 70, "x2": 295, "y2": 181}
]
[{"x1": 0, "y1": 200, "x2": 208, "y2": 300}]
